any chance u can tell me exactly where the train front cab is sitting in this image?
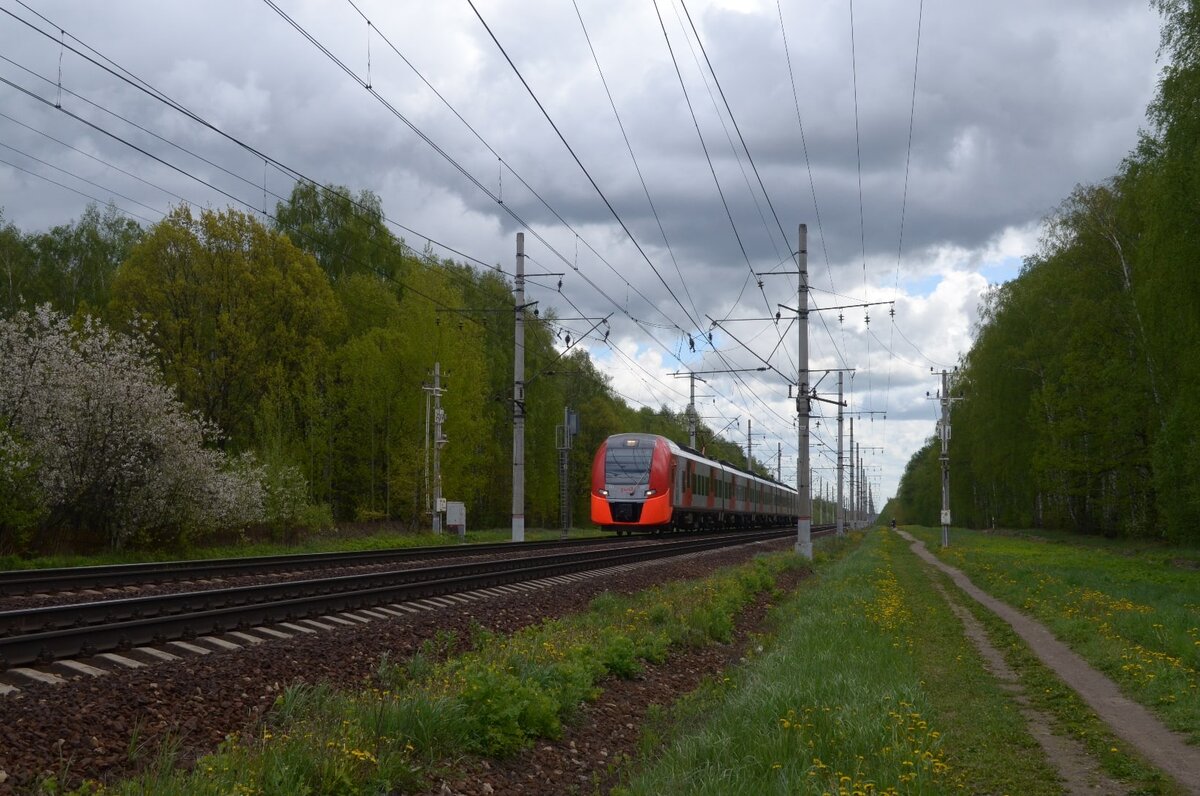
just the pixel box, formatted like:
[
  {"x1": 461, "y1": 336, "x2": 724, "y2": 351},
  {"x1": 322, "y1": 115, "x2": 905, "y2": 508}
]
[{"x1": 591, "y1": 434, "x2": 673, "y2": 534}]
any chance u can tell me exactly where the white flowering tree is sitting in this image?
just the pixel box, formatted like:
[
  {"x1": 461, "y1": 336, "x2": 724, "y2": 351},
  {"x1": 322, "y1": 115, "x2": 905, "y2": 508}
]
[{"x1": 0, "y1": 306, "x2": 283, "y2": 551}]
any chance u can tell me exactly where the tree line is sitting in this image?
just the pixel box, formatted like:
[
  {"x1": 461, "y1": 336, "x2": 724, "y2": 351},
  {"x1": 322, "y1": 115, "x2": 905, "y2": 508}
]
[
  {"x1": 888, "y1": 0, "x2": 1200, "y2": 543},
  {"x1": 0, "y1": 185, "x2": 778, "y2": 554}
]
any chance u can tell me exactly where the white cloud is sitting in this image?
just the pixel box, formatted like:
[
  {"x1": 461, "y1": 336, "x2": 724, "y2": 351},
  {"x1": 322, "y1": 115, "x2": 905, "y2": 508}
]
[{"x1": 0, "y1": 0, "x2": 1164, "y2": 504}]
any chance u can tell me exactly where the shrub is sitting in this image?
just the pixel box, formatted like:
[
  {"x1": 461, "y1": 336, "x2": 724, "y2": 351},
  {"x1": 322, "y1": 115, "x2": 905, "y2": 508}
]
[
  {"x1": 0, "y1": 424, "x2": 43, "y2": 553},
  {"x1": 0, "y1": 306, "x2": 287, "y2": 550}
]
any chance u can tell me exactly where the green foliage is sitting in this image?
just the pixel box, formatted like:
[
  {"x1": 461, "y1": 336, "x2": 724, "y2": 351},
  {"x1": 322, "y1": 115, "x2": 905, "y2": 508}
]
[
  {"x1": 104, "y1": 551, "x2": 799, "y2": 794},
  {"x1": 112, "y1": 205, "x2": 344, "y2": 446},
  {"x1": 620, "y1": 531, "x2": 1060, "y2": 795},
  {"x1": 599, "y1": 634, "x2": 642, "y2": 678},
  {"x1": 0, "y1": 422, "x2": 43, "y2": 553},
  {"x1": 455, "y1": 663, "x2": 567, "y2": 754},
  {"x1": 0, "y1": 202, "x2": 143, "y2": 317},
  {"x1": 4, "y1": 182, "x2": 803, "y2": 550},
  {"x1": 0, "y1": 210, "x2": 36, "y2": 315},
  {"x1": 892, "y1": 4, "x2": 1200, "y2": 542},
  {"x1": 273, "y1": 183, "x2": 409, "y2": 285},
  {"x1": 909, "y1": 524, "x2": 1200, "y2": 741},
  {"x1": 1153, "y1": 388, "x2": 1200, "y2": 540}
]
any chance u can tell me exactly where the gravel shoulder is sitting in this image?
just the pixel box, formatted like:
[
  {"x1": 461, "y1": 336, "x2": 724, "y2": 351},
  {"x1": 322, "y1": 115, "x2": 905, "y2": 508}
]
[
  {"x1": 0, "y1": 540, "x2": 793, "y2": 794},
  {"x1": 422, "y1": 567, "x2": 804, "y2": 796}
]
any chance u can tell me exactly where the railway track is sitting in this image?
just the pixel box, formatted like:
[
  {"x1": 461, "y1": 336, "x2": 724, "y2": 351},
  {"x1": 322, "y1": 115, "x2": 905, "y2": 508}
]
[
  {"x1": 0, "y1": 527, "x2": 829, "y2": 673},
  {"x1": 0, "y1": 533, "x2": 641, "y2": 597}
]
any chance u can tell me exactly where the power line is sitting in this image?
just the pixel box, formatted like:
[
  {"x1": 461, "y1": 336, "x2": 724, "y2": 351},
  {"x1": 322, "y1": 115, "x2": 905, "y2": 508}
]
[
  {"x1": 883, "y1": 0, "x2": 926, "y2": 454},
  {"x1": 6, "y1": 1, "x2": 681, "y2": 354},
  {"x1": 0, "y1": 137, "x2": 164, "y2": 218},
  {"x1": 340, "y1": 0, "x2": 650, "y2": 302},
  {"x1": 0, "y1": 153, "x2": 157, "y2": 225},
  {"x1": 2, "y1": 1, "x2": 864, "y2": 480},
  {"x1": 677, "y1": 0, "x2": 793, "y2": 266},
  {"x1": 776, "y1": 6, "x2": 849, "y2": 373},
  {"x1": 0, "y1": 21, "x2": 497, "y2": 273},
  {"x1": 847, "y1": 0, "x2": 874, "y2": 408},
  {"x1": 569, "y1": 0, "x2": 703, "y2": 333},
  {"x1": 0, "y1": 74, "x2": 493, "y2": 327},
  {"x1": 262, "y1": 0, "x2": 721, "y2": 393},
  {"x1": 463, "y1": 0, "x2": 709, "y2": 346},
  {"x1": 649, "y1": 0, "x2": 769, "y2": 320},
  {"x1": 0, "y1": 108, "x2": 189, "y2": 206},
  {"x1": 671, "y1": 0, "x2": 784, "y2": 266},
  {"x1": 461, "y1": 0, "x2": 801, "y2": 445},
  {"x1": 668, "y1": 0, "x2": 798, "y2": 376}
]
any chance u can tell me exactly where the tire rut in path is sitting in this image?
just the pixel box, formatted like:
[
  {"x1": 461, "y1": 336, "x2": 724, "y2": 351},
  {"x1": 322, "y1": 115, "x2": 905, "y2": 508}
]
[
  {"x1": 929, "y1": 579, "x2": 1125, "y2": 795},
  {"x1": 897, "y1": 529, "x2": 1200, "y2": 795}
]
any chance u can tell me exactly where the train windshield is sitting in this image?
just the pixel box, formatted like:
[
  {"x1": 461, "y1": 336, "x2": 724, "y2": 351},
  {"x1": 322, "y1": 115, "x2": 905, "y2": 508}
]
[{"x1": 605, "y1": 440, "x2": 654, "y2": 486}]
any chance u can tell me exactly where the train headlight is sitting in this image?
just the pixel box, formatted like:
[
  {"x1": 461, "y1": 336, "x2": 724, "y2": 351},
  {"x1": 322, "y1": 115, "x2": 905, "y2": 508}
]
[
  {"x1": 645, "y1": 489, "x2": 657, "y2": 497},
  {"x1": 598, "y1": 489, "x2": 608, "y2": 497}
]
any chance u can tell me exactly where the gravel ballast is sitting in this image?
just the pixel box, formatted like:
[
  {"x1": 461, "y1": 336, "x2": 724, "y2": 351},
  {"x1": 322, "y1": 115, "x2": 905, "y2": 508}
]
[{"x1": 0, "y1": 539, "x2": 798, "y2": 794}]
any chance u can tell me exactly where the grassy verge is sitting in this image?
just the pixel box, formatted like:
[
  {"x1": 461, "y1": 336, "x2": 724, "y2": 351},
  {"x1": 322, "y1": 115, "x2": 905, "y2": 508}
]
[
  {"x1": 69, "y1": 550, "x2": 807, "y2": 795},
  {"x1": 906, "y1": 525, "x2": 1200, "y2": 741},
  {"x1": 615, "y1": 528, "x2": 1063, "y2": 795},
  {"x1": 0, "y1": 527, "x2": 604, "y2": 571},
  {"x1": 924, "y1": 563, "x2": 1182, "y2": 794}
]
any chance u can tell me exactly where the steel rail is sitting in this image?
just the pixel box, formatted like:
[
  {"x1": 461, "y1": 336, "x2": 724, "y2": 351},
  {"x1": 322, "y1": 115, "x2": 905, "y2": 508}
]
[
  {"x1": 1, "y1": 533, "x2": 766, "y2": 635},
  {"x1": 0, "y1": 534, "x2": 632, "y2": 596},
  {"x1": 0, "y1": 528, "x2": 824, "y2": 669}
]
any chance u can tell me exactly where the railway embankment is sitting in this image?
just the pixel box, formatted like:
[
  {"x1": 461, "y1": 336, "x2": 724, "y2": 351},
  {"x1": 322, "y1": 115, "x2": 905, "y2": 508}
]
[{"x1": 3, "y1": 526, "x2": 1196, "y2": 794}]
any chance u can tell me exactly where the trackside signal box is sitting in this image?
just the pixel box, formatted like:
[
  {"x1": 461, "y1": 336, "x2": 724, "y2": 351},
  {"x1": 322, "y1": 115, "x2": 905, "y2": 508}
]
[{"x1": 447, "y1": 501, "x2": 466, "y2": 539}]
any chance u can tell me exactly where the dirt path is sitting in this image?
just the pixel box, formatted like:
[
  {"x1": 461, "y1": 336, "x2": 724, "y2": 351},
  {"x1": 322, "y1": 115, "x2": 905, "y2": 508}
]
[
  {"x1": 930, "y1": 579, "x2": 1125, "y2": 795},
  {"x1": 897, "y1": 529, "x2": 1200, "y2": 795}
]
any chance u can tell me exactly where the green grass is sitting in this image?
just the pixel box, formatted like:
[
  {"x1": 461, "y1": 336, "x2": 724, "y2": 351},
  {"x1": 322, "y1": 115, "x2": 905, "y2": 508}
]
[
  {"x1": 928, "y1": 563, "x2": 1182, "y2": 795},
  {"x1": 78, "y1": 549, "x2": 807, "y2": 795},
  {"x1": 0, "y1": 526, "x2": 605, "y2": 572},
  {"x1": 906, "y1": 525, "x2": 1200, "y2": 742},
  {"x1": 614, "y1": 529, "x2": 1064, "y2": 795}
]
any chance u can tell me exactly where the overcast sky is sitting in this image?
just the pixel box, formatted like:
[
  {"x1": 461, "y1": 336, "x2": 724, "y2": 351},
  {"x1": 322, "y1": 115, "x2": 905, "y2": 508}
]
[{"x1": 0, "y1": 0, "x2": 1166, "y2": 512}]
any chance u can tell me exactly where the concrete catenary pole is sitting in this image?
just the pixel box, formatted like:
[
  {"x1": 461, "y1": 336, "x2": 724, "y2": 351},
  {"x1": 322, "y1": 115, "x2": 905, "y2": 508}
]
[
  {"x1": 796, "y1": 224, "x2": 812, "y2": 559},
  {"x1": 848, "y1": 417, "x2": 856, "y2": 530},
  {"x1": 688, "y1": 373, "x2": 697, "y2": 449},
  {"x1": 940, "y1": 368, "x2": 951, "y2": 548},
  {"x1": 747, "y1": 418, "x2": 753, "y2": 472},
  {"x1": 837, "y1": 371, "x2": 845, "y2": 536},
  {"x1": 512, "y1": 233, "x2": 526, "y2": 542},
  {"x1": 857, "y1": 443, "x2": 863, "y2": 528},
  {"x1": 432, "y1": 362, "x2": 444, "y2": 533},
  {"x1": 423, "y1": 387, "x2": 431, "y2": 520}
]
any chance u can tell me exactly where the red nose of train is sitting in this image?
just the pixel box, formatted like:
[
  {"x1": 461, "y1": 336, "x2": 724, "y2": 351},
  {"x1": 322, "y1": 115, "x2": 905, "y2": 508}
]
[{"x1": 591, "y1": 434, "x2": 672, "y2": 529}]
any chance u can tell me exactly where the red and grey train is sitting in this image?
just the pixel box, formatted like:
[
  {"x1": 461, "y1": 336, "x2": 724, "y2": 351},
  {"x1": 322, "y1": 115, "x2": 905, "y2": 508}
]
[{"x1": 590, "y1": 433, "x2": 799, "y2": 534}]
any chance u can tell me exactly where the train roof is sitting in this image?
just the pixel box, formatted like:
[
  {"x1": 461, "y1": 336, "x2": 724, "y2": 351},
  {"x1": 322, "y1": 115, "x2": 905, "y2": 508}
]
[{"x1": 608, "y1": 432, "x2": 796, "y2": 494}]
